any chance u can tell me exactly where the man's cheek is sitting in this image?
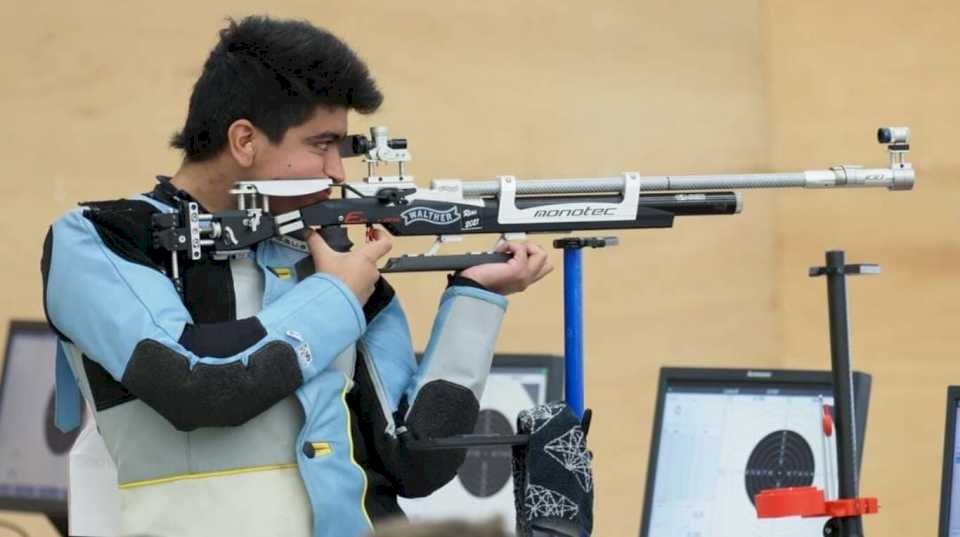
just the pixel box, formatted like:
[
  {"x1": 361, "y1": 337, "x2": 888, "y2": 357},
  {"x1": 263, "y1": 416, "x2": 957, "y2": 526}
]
[{"x1": 284, "y1": 159, "x2": 325, "y2": 178}]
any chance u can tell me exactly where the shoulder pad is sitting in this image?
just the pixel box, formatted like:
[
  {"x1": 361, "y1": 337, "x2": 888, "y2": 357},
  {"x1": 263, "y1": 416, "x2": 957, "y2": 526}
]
[{"x1": 80, "y1": 199, "x2": 167, "y2": 271}]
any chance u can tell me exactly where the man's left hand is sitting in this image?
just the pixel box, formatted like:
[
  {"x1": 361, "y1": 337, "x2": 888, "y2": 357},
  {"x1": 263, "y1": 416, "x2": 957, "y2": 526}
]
[{"x1": 458, "y1": 241, "x2": 553, "y2": 296}]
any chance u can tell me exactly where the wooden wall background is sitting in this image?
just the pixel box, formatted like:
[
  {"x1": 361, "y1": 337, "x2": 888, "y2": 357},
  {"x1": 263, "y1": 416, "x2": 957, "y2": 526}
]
[
  {"x1": 766, "y1": 1, "x2": 960, "y2": 533},
  {"x1": 0, "y1": 1, "x2": 951, "y2": 535}
]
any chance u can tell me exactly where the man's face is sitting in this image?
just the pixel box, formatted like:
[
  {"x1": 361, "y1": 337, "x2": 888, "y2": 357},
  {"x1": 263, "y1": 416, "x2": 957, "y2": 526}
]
[{"x1": 248, "y1": 105, "x2": 348, "y2": 214}]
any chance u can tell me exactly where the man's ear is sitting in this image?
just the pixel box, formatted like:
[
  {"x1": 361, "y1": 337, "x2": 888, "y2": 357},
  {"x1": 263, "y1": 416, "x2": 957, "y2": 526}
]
[{"x1": 227, "y1": 119, "x2": 257, "y2": 168}]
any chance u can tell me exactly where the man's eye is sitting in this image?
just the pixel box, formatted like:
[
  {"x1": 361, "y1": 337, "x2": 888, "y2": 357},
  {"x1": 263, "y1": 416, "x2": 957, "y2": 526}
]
[{"x1": 313, "y1": 142, "x2": 330, "y2": 151}]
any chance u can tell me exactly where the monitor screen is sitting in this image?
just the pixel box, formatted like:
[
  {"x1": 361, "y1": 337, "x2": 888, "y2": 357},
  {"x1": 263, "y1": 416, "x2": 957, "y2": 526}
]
[
  {"x1": 949, "y1": 401, "x2": 960, "y2": 535},
  {"x1": 940, "y1": 387, "x2": 960, "y2": 536},
  {"x1": 641, "y1": 368, "x2": 870, "y2": 537},
  {"x1": 399, "y1": 354, "x2": 563, "y2": 529},
  {"x1": 0, "y1": 321, "x2": 83, "y2": 515}
]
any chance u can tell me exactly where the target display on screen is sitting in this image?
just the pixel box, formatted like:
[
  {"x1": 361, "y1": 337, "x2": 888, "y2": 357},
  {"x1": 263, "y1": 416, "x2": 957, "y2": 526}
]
[
  {"x1": 0, "y1": 321, "x2": 80, "y2": 519},
  {"x1": 640, "y1": 368, "x2": 870, "y2": 537},
  {"x1": 937, "y1": 387, "x2": 960, "y2": 537}
]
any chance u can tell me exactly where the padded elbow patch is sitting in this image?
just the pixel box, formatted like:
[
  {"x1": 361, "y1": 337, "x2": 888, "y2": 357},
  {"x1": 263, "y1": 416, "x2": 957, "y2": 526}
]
[
  {"x1": 407, "y1": 379, "x2": 480, "y2": 439},
  {"x1": 121, "y1": 339, "x2": 303, "y2": 431},
  {"x1": 400, "y1": 379, "x2": 480, "y2": 497}
]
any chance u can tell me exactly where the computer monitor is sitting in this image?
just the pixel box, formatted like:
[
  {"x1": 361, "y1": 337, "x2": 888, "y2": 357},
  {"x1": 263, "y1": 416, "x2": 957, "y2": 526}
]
[
  {"x1": 938, "y1": 386, "x2": 960, "y2": 536},
  {"x1": 0, "y1": 321, "x2": 83, "y2": 534},
  {"x1": 639, "y1": 367, "x2": 871, "y2": 537},
  {"x1": 399, "y1": 353, "x2": 564, "y2": 529}
]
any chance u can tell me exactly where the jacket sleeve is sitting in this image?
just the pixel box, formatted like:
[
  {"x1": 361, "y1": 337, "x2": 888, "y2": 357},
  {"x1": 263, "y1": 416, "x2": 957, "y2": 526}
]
[
  {"x1": 354, "y1": 281, "x2": 507, "y2": 498},
  {"x1": 42, "y1": 208, "x2": 367, "y2": 431}
]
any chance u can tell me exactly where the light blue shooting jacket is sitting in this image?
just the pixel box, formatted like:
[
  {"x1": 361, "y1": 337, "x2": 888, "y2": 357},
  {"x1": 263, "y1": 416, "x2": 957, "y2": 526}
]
[{"x1": 45, "y1": 192, "x2": 508, "y2": 537}]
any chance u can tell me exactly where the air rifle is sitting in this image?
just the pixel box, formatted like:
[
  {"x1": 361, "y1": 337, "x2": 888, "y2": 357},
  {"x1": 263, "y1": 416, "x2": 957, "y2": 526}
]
[{"x1": 152, "y1": 126, "x2": 914, "y2": 287}]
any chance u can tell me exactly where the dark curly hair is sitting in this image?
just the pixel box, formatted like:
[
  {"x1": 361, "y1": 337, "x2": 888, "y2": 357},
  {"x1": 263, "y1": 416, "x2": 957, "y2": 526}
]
[{"x1": 170, "y1": 15, "x2": 383, "y2": 162}]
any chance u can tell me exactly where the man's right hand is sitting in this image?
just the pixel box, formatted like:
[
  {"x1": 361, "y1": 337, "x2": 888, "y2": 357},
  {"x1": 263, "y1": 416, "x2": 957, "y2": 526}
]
[{"x1": 306, "y1": 227, "x2": 393, "y2": 304}]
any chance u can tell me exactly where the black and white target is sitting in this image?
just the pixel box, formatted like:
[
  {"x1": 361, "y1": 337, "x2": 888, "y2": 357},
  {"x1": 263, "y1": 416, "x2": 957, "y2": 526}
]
[
  {"x1": 457, "y1": 409, "x2": 514, "y2": 497},
  {"x1": 744, "y1": 429, "x2": 815, "y2": 505}
]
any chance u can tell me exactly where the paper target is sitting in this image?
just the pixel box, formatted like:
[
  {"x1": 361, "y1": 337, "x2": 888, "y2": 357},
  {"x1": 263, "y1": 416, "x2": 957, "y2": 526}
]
[
  {"x1": 457, "y1": 408, "x2": 514, "y2": 497},
  {"x1": 744, "y1": 429, "x2": 816, "y2": 505}
]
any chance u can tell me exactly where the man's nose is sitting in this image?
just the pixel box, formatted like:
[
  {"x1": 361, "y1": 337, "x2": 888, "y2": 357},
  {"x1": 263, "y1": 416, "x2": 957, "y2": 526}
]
[{"x1": 325, "y1": 149, "x2": 346, "y2": 184}]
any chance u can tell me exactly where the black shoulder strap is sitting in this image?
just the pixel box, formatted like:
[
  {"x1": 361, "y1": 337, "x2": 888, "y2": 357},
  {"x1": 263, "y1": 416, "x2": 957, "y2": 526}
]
[{"x1": 81, "y1": 199, "x2": 167, "y2": 271}]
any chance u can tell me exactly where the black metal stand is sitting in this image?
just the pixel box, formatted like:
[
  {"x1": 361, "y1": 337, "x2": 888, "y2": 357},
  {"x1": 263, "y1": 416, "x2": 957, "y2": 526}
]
[{"x1": 809, "y1": 251, "x2": 878, "y2": 537}]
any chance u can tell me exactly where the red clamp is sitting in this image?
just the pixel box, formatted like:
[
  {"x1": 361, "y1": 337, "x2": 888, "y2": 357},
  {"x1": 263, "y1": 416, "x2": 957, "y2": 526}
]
[
  {"x1": 755, "y1": 487, "x2": 878, "y2": 518},
  {"x1": 822, "y1": 405, "x2": 834, "y2": 437}
]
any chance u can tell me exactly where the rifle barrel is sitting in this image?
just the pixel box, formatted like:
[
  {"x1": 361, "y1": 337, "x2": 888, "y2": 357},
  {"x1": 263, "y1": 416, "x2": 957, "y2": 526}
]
[{"x1": 458, "y1": 167, "x2": 913, "y2": 197}]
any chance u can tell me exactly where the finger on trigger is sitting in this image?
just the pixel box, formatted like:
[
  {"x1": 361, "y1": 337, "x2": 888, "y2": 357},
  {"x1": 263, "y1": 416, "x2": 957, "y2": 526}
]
[
  {"x1": 368, "y1": 226, "x2": 389, "y2": 241},
  {"x1": 361, "y1": 235, "x2": 393, "y2": 260}
]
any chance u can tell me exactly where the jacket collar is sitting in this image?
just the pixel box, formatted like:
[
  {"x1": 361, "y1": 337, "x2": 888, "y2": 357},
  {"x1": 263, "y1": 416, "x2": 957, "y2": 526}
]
[{"x1": 147, "y1": 175, "x2": 209, "y2": 212}]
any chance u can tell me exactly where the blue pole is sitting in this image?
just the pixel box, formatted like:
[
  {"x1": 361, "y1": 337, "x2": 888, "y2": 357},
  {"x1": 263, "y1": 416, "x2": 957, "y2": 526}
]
[{"x1": 563, "y1": 247, "x2": 585, "y2": 418}]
